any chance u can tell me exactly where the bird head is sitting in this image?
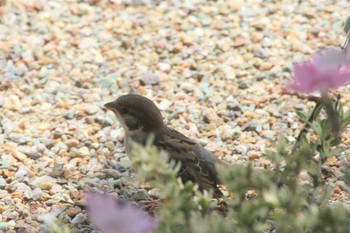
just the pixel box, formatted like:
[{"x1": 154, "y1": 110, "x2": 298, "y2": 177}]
[{"x1": 104, "y1": 94, "x2": 164, "y2": 134}]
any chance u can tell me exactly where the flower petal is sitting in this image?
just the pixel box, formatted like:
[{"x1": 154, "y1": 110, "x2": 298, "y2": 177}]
[{"x1": 86, "y1": 192, "x2": 158, "y2": 233}]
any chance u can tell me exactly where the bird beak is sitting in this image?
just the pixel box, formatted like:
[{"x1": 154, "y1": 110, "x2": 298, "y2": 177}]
[{"x1": 104, "y1": 101, "x2": 114, "y2": 110}]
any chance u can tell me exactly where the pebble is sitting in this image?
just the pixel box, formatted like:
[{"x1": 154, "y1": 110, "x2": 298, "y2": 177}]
[
  {"x1": 119, "y1": 157, "x2": 132, "y2": 169},
  {"x1": 66, "y1": 207, "x2": 82, "y2": 217},
  {"x1": 142, "y1": 73, "x2": 159, "y2": 85},
  {"x1": 32, "y1": 176, "x2": 56, "y2": 190},
  {"x1": 132, "y1": 189, "x2": 149, "y2": 201},
  {"x1": 263, "y1": 130, "x2": 275, "y2": 139},
  {"x1": 14, "y1": 183, "x2": 33, "y2": 199},
  {"x1": 82, "y1": 104, "x2": 100, "y2": 115},
  {"x1": 65, "y1": 139, "x2": 80, "y2": 148},
  {"x1": 78, "y1": 147, "x2": 90, "y2": 156},
  {"x1": 32, "y1": 188, "x2": 44, "y2": 201},
  {"x1": 158, "y1": 99, "x2": 171, "y2": 110},
  {"x1": 102, "y1": 169, "x2": 122, "y2": 179},
  {"x1": 3, "y1": 95, "x2": 22, "y2": 110},
  {"x1": 71, "y1": 213, "x2": 87, "y2": 224},
  {"x1": 64, "y1": 109, "x2": 76, "y2": 119},
  {"x1": 0, "y1": 178, "x2": 6, "y2": 188},
  {"x1": 15, "y1": 166, "x2": 29, "y2": 178},
  {"x1": 158, "y1": 62, "x2": 171, "y2": 72}
]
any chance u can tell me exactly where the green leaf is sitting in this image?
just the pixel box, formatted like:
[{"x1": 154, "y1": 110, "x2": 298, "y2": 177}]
[
  {"x1": 300, "y1": 134, "x2": 308, "y2": 145},
  {"x1": 311, "y1": 121, "x2": 323, "y2": 137},
  {"x1": 344, "y1": 15, "x2": 350, "y2": 34},
  {"x1": 342, "y1": 110, "x2": 350, "y2": 127},
  {"x1": 330, "y1": 136, "x2": 342, "y2": 147},
  {"x1": 295, "y1": 110, "x2": 307, "y2": 122},
  {"x1": 337, "y1": 101, "x2": 344, "y2": 117},
  {"x1": 323, "y1": 146, "x2": 347, "y2": 159},
  {"x1": 322, "y1": 119, "x2": 331, "y2": 136},
  {"x1": 310, "y1": 104, "x2": 323, "y2": 120}
]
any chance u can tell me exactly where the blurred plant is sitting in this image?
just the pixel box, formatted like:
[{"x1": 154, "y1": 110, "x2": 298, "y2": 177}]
[
  {"x1": 37, "y1": 208, "x2": 71, "y2": 233},
  {"x1": 44, "y1": 222, "x2": 71, "y2": 233}
]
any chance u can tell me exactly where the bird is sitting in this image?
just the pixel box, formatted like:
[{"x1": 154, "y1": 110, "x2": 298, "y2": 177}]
[{"x1": 104, "y1": 94, "x2": 228, "y2": 197}]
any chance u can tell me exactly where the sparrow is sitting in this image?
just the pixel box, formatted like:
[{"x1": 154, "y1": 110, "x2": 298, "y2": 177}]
[{"x1": 104, "y1": 94, "x2": 227, "y2": 197}]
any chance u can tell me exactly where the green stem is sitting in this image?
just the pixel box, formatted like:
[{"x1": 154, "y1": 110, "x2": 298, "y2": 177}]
[
  {"x1": 321, "y1": 92, "x2": 341, "y2": 136},
  {"x1": 292, "y1": 100, "x2": 322, "y2": 152}
]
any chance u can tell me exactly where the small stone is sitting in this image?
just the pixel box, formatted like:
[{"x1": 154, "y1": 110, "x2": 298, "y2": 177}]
[
  {"x1": 1, "y1": 118, "x2": 15, "y2": 133},
  {"x1": 242, "y1": 122, "x2": 258, "y2": 132},
  {"x1": 334, "y1": 186, "x2": 341, "y2": 194},
  {"x1": 228, "y1": 0, "x2": 244, "y2": 11},
  {"x1": 78, "y1": 147, "x2": 90, "y2": 156},
  {"x1": 49, "y1": 184, "x2": 62, "y2": 194},
  {"x1": 233, "y1": 38, "x2": 246, "y2": 48},
  {"x1": 14, "y1": 64, "x2": 28, "y2": 76},
  {"x1": 32, "y1": 176, "x2": 56, "y2": 189},
  {"x1": 248, "y1": 151, "x2": 261, "y2": 160},
  {"x1": 7, "y1": 220, "x2": 16, "y2": 227},
  {"x1": 215, "y1": 151, "x2": 225, "y2": 157},
  {"x1": 19, "y1": 107, "x2": 32, "y2": 114},
  {"x1": 71, "y1": 213, "x2": 87, "y2": 224},
  {"x1": 246, "y1": 190, "x2": 257, "y2": 199},
  {"x1": 15, "y1": 166, "x2": 29, "y2": 178},
  {"x1": 39, "y1": 182, "x2": 53, "y2": 190},
  {"x1": 205, "y1": 141, "x2": 223, "y2": 151},
  {"x1": 158, "y1": 62, "x2": 171, "y2": 72},
  {"x1": 36, "y1": 123, "x2": 50, "y2": 131},
  {"x1": 103, "y1": 116, "x2": 114, "y2": 127},
  {"x1": 45, "y1": 199, "x2": 54, "y2": 206},
  {"x1": 119, "y1": 157, "x2": 132, "y2": 169},
  {"x1": 51, "y1": 162, "x2": 64, "y2": 177},
  {"x1": 53, "y1": 131, "x2": 63, "y2": 139},
  {"x1": 237, "y1": 80, "x2": 249, "y2": 89},
  {"x1": 180, "y1": 33, "x2": 193, "y2": 46},
  {"x1": 3, "y1": 95, "x2": 22, "y2": 110},
  {"x1": 66, "y1": 206, "x2": 82, "y2": 217},
  {"x1": 148, "y1": 188, "x2": 161, "y2": 197},
  {"x1": 298, "y1": 171, "x2": 310, "y2": 181},
  {"x1": 83, "y1": 104, "x2": 99, "y2": 115},
  {"x1": 259, "y1": 62, "x2": 274, "y2": 71},
  {"x1": 263, "y1": 130, "x2": 275, "y2": 139},
  {"x1": 32, "y1": 188, "x2": 44, "y2": 200},
  {"x1": 0, "y1": 178, "x2": 6, "y2": 188},
  {"x1": 158, "y1": 99, "x2": 171, "y2": 110},
  {"x1": 64, "y1": 109, "x2": 76, "y2": 119},
  {"x1": 102, "y1": 169, "x2": 122, "y2": 179},
  {"x1": 336, "y1": 181, "x2": 350, "y2": 192},
  {"x1": 142, "y1": 73, "x2": 159, "y2": 85},
  {"x1": 36, "y1": 143, "x2": 46, "y2": 153},
  {"x1": 65, "y1": 139, "x2": 79, "y2": 148},
  {"x1": 336, "y1": 159, "x2": 349, "y2": 167},
  {"x1": 132, "y1": 189, "x2": 149, "y2": 201},
  {"x1": 253, "y1": 49, "x2": 268, "y2": 58},
  {"x1": 325, "y1": 156, "x2": 337, "y2": 166},
  {"x1": 14, "y1": 183, "x2": 33, "y2": 199}
]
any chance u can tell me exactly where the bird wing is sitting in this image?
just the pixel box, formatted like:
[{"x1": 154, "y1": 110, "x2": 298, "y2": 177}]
[{"x1": 155, "y1": 127, "x2": 223, "y2": 193}]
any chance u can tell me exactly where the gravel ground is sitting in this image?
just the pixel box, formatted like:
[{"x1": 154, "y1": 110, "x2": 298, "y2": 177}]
[{"x1": 1, "y1": 0, "x2": 350, "y2": 232}]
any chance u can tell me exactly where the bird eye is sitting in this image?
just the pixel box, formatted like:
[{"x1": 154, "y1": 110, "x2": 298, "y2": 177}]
[{"x1": 126, "y1": 120, "x2": 140, "y2": 130}]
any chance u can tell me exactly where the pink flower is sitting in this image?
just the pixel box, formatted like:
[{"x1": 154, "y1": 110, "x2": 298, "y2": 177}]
[
  {"x1": 86, "y1": 192, "x2": 158, "y2": 233},
  {"x1": 286, "y1": 46, "x2": 350, "y2": 93}
]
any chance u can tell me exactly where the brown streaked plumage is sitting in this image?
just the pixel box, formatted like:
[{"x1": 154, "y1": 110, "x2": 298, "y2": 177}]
[{"x1": 104, "y1": 94, "x2": 228, "y2": 197}]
